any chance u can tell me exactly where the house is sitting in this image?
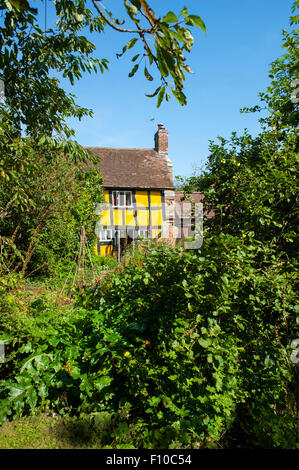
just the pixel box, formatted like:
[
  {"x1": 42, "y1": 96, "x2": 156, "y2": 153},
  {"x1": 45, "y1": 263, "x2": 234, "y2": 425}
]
[{"x1": 87, "y1": 124, "x2": 205, "y2": 257}]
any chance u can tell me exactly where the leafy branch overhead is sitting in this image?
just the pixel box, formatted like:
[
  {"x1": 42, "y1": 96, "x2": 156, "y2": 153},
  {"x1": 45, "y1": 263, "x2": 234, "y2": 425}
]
[
  {"x1": 1, "y1": 1, "x2": 206, "y2": 118},
  {"x1": 92, "y1": 0, "x2": 206, "y2": 107}
]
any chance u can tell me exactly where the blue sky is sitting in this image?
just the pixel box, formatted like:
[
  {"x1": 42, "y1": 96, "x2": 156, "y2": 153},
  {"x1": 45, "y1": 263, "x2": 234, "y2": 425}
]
[{"x1": 39, "y1": 0, "x2": 294, "y2": 179}]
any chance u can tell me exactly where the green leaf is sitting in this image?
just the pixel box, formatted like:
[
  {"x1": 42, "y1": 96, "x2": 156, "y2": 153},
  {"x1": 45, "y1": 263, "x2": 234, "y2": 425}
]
[
  {"x1": 146, "y1": 86, "x2": 161, "y2": 98},
  {"x1": 148, "y1": 396, "x2": 161, "y2": 406},
  {"x1": 122, "y1": 38, "x2": 138, "y2": 55},
  {"x1": 7, "y1": 382, "x2": 32, "y2": 400},
  {"x1": 168, "y1": 375, "x2": 178, "y2": 381},
  {"x1": 94, "y1": 376, "x2": 112, "y2": 392},
  {"x1": 198, "y1": 338, "x2": 210, "y2": 348},
  {"x1": 130, "y1": 0, "x2": 141, "y2": 8},
  {"x1": 124, "y1": 0, "x2": 138, "y2": 18},
  {"x1": 144, "y1": 66, "x2": 154, "y2": 81},
  {"x1": 180, "y1": 6, "x2": 188, "y2": 16},
  {"x1": 27, "y1": 389, "x2": 37, "y2": 410},
  {"x1": 157, "y1": 86, "x2": 165, "y2": 108},
  {"x1": 20, "y1": 354, "x2": 51, "y2": 373},
  {"x1": 5, "y1": 0, "x2": 37, "y2": 14},
  {"x1": 156, "y1": 46, "x2": 169, "y2": 77},
  {"x1": 160, "y1": 48, "x2": 175, "y2": 71},
  {"x1": 38, "y1": 383, "x2": 48, "y2": 399},
  {"x1": 186, "y1": 15, "x2": 206, "y2": 33},
  {"x1": 162, "y1": 11, "x2": 178, "y2": 23},
  {"x1": 172, "y1": 88, "x2": 187, "y2": 106},
  {"x1": 128, "y1": 64, "x2": 139, "y2": 77}
]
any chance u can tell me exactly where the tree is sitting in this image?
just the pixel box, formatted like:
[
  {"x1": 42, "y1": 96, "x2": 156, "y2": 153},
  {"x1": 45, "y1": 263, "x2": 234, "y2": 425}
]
[
  {"x1": 0, "y1": 1, "x2": 205, "y2": 274},
  {"x1": 182, "y1": 2, "x2": 298, "y2": 259},
  {"x1": 0, "y1": 0, "x2": 206, "y2": 139},
  {"x1": 177, "y1": 1, "x2": 299, "y2": 446},
  {"x1": 0, "y1": 124, "x2": 104, "y2": 276}
]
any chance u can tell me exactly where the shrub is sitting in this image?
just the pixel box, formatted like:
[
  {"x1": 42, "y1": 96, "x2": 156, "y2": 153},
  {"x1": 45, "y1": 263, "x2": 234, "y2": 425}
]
[{"x1": 1, "y1": 239, "x2": 297, "y2": 448}]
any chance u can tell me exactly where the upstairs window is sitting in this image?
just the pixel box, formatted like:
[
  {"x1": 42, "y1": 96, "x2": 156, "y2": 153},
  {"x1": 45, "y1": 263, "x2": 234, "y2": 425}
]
[{"x1": 112, "y1": 191, "x2": 132, "y2": 208}]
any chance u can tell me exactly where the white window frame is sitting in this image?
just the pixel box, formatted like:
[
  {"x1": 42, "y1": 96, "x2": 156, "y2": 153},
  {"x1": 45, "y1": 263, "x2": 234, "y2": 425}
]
[
  {"x1": 112, "y1": 190, "x2": 133, "y2": 208},
  {"x1": 99, "y1": 229, "x2": 113, "y2": 241}
]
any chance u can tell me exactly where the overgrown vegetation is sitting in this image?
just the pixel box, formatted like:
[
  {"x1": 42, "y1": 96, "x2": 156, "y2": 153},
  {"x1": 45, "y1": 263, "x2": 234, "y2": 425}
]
[
  {"x1": 0, "y1": 139, "x2": 103, "y2": 277},
  {"x1": 0, "y1": 238, "x2": 298, "y2": 448},
  {"x1": 0, "y1": 1, "x2": 298, "y2": 450}
]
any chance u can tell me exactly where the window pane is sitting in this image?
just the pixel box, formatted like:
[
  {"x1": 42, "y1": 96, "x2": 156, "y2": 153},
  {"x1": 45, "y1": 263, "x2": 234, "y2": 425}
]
[
  {"x1": 113, "y1": 191, "x2": 117, "y2": 206},
  {"x1": 107, "y1": 230, "x2": 113, "y2": 240},
  {"x1": 100, "y1": 230, "x2": 113, "y2": 241},
  {"x1": 126, "y1": 192, "x2": 132, "y2": 206},
  {"x1": 119, "y1": 192, "x2": 125, "y2": 207}
]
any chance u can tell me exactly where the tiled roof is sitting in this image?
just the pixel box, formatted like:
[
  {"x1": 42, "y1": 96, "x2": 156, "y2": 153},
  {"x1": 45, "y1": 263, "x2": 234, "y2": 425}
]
[
  {"x1": 174, "y1": 191, "x2": 205, "y2": 203},
  {"x1": 85, "y1": 147, "x2": 174, "y2": 189}
]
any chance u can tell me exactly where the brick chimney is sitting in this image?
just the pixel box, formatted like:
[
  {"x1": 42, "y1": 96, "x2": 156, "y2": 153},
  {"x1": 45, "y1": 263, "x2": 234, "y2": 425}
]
[{"x1": 154, "y1": 123, "x2": 168, "y2": 156}]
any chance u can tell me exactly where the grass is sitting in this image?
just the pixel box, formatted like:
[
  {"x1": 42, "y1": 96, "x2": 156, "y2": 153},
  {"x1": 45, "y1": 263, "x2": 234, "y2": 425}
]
[{"x1": 0, "y1": 413, "x2": 106, "y2": 449}]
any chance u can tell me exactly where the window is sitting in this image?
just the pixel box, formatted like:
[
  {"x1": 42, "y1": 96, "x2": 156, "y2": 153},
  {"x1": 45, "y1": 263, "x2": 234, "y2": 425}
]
[
  {"x1": 99, "y1": 229, "x2": 113, "y2": 241},
  {"x1": 112, "y1": 191, "x2": 132, "y2": 208}
]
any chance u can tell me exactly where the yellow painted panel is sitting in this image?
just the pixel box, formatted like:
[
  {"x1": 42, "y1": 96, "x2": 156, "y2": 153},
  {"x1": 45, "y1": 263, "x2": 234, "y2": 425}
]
[
  {"x1": 101, "y1": 210, "x2": 110, "y2": 226},
  {"x1": 137, "y1": 209, "x2": 149, "y2": 226},
  {"x1": 98, "y1": 191, "x2": 111, "y2": 226},
  {"x1": 125, "y1": 210, "x2": 136, "y2": 226},
  {"x1": 135, "y1": 191, "x2": 148, "y2": 208},
  {"x1": 113, "y1": 209, "x2": 123, "y2": 226},
  {"x1": 104, "y1": 190, "x2": 110, "y2": 203},
  {"x1": 99, "y1": 244, "x2": 114, "y2": 256},
  {"x1": 151, "y1": 229, "x2": 157, "y2": 239},
  {"x1": 151, "y1": 210, "x2": 162, "y2": 226},
  {"x1": 150, "y1": 191, "x2": 162, "y2": 207}
]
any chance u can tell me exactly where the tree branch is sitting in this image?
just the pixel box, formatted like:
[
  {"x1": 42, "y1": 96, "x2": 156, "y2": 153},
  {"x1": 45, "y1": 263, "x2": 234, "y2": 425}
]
[{"x1": 92, "y1": 1, "x2": 144, "y2": 33}]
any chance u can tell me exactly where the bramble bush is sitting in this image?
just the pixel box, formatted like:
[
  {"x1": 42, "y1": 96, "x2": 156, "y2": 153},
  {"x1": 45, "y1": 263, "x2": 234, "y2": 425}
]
[{"x1": 0, "y1": 237, "x2": 297, "y2": 448}]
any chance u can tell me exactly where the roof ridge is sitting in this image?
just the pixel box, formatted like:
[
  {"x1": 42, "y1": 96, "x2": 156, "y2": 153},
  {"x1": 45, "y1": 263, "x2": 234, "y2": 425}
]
[{"x1": 85, "y1": 146, "x2": 156, "y2": 151}]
